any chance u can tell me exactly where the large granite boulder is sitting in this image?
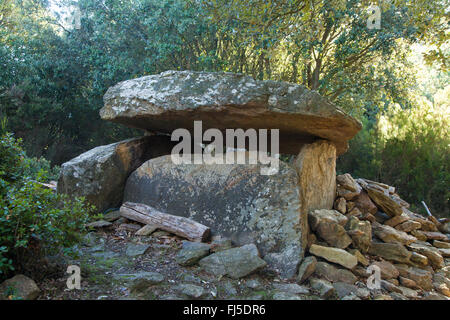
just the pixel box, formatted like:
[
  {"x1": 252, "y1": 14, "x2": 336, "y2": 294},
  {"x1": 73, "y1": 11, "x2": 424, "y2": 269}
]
[
  {"x1": 123, "y1": 141, "x2": 336, "y2": 279},
  {"x1": 100, "y1": 70, "x2": 361, "y2": 155},
  {"x1": 57, "y1": 135, "x2": 174, "y2": 212}
]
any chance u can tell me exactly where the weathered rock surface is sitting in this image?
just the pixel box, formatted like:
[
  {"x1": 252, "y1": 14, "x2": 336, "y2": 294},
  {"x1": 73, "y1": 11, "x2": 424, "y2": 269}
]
[
  {"x1": 372, "y1": 222, "x2": 417, "y2": 245},
  {"x1": 198, "y1": 244, "x2": 267, "y2": 279},
  {"x1": 371, "y1": 260, "x2": 399, "y2": 279},
  {"x1": 0, "y1": 275, "x2": 40, "y2": 300},
  {"x1": 296, "y1": 256, "x2": 317, "y2": 284},
  {"x1": 309, "y1": 278, "x2": 336, "y2": 298},
  {"x1": 101, "y1": 70, "x2": 361, "y2": 155},
  {"x1": 314, "y1": 262, "x2": 358, "y2": 284},
  {"x1": 395, "y1": 264, "x2": 433, "y2": 291},
  {"x1": 309, "y1": 244, "x2": 357, "y2": 269},
  {"x1": 176, "y1": 241, "x2": 211, "y2": 266},
  {"x1": 345, "y1": 216, "x2": 372, "y2": 253},
  {"x1": 368, "y1": 242, "x2": 412, "y2": 264},
  {"x1": 58, "y1": 136, "x2": 174, "y2": 212},
  {"x1": 363, "y1": 184, "x2": 404, "y2": 217},
  {"x1": 124, "y1": 153, "x2": 309, "y2": 279},
  {"x1": 336, "y1": 174, "x2": 362, "y2": 200}
]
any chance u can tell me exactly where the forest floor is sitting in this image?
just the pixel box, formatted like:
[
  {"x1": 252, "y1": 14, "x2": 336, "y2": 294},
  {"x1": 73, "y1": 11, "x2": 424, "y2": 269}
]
[{"x1": 36, "y1": 224, "x2": 323, "y2": 300}]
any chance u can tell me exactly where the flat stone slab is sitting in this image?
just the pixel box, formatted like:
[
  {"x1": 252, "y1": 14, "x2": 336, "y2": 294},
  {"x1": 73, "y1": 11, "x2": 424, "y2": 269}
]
[
  {"x1": 101, "y1": 70, "x2": 361, "y2": 155},
  {"x1": 123, "y1": 154, "x2": 306, "y2": 279}
]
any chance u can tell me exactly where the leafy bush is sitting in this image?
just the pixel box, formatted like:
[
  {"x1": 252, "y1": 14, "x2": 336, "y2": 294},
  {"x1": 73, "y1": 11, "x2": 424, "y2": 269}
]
[
  {"x1": 0, "y1": 133, "x2": 93, "y2": 278},
  {"x1": 338, "y1": 103, "x2": 449, "y2": 217}
]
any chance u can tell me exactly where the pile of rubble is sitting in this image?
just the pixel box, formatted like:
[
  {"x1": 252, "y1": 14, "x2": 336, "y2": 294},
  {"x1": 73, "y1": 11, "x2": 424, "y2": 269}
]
[{"x1": 299, "y1": 173, "x2": 450, "y2": 300}]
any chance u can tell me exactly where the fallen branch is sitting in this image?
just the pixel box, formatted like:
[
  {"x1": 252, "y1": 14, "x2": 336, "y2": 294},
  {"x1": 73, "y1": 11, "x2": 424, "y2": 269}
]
[{"x1": 120, "y1": 202, "x2": 211, "y2": 242}]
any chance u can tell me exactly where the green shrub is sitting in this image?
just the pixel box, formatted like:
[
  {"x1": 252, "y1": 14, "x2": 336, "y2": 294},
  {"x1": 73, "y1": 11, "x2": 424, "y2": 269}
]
[
  {"x1": 338, "y1": 103, "x2": 449, "y2": 217},
  {"x1": 0, "y1": 133, "x2": 94, "y2": 277}
]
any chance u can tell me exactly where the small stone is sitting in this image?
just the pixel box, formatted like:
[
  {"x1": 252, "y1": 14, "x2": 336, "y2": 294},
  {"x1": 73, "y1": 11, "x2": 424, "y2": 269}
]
[
  {"x1": 347, "y1": 207, "x2": 362, "y2": 218},
  {"x1": 341, "y1": 294, "x2": 361, "y2": 300},
  {"x1": 353, "y1": 191, "x2": 378, "y2": 215},
  {"x1": 309, "y1": 278, "x2": 336, "y2": 299},
  {"x1": 336, "y1": 174, "x2": 362, "y2": 200},
  {"x1": 272, "y1": 283, "x2": 309, "y2": 295},
  {"x1": 423, "y1": 292, "x2": 449, "y2": 300},
  {"x1": 433, "y1": 240, "x2": 450, "y2": 249},
  {"x1": 0, "y1": 275, "x2": 40, "y2": 300},
  {"x1": 384, "y1": 215, "x2": 409, "y2": 227},
  {"x1": 438, "y1": 248, "x2": 450, "y2": 258},
  {"x1": 368, "y1": 242, "x2": 412, "y2": 264},
  {"x1": 135, "y1": 224, "x2": 157, "y2": 236},
  {"x1": 355, "y1": 287, "x2": 371, "y2": 299},
  {"x1": 399, "y1": 276, "x2": 419, "y2": 289},
  {"x1": 395, "y1": 220, "x2": 421, "y2": 233},
  {"x1": 245, "y1": 279, "x2": 262, "y2": 290},
  {"x1": 397, "y1": 286, "x2": 419, "y2": 299},
  {"x1": 176, "y1": 242, "x2": 210, "y2": 266},
  {"x1": 373, "y1": 294, "x2": 393, "y2": 300},
  {"x1": 199, "y1": 244, "x2": 266, "y2": 279},
  {"x1": 210, "y1": 239, "x2": 233, "y2": 252},
  {"x1": 421, "y1": 231, "x2": 448, "y2": 241},
  {"x1": 395, "y1": 264, "x2": 433, "y2": 291},
  {"x1": 86, "y1": 220, "x2": 112, "y2": 228},
  {"x1": 314, "y1": 262, "x2": 358, "y2": 284},
  {"x1": 345, "y1": 216, "x2": 371, "y2": 253},
  {"x1": 174, "y1": 283, "x2": 205, "y2": 299},
  {"x1": 332, "y1": 282, "x2": 358, "y2": 299},
  {"x1": 126, "y1": 272, "x2": 164, "y2": 294},
  {"x1": 410, "y1": 252, "x2": 428, "y2": 266},
  {"x1": 380, "y1": 280, "x2": 402, "y2": 293},
  {"x1": 308, "y1": 209, "x2": 348, "y2": 230},
  {"x1": 410, "y1": 230, "x2": 428, "y2": 241},
  {"x1": 372, "y1": 222, "x2": 417, "y2": 245},
  {"x1": 371, "y1": 260, "x2": 399, "y2": 280},
  {"x1": 125, "y1": 243, "x2": 150, "y2": 257},
  {"x1": 334, "y1": 197, "x2": 347, "y2": 214},
  {"x1": 296, "y1": 256, "x2": 317, "y2": 284},
  {"x1": 309, "y1": 244, "x2": 357, "y2": 269},
  {"x1": 272, "y1": 291, "x2": 302, "y2": 300},
  {"x1": 348, "y1": 249, "x2": 369, "y2": 267},
  {"x1": 389, "y1": 292, "x2": 408, "y2": 300},
  {"x1": 316, "y1": 220, "x2": 352, "y2": 249},
  {"x1": 408, "y1": 242, "x2": 444, "y2": 269},
  {"x1": 152, "y1": 230, "x2": 171, "y2": 237}
]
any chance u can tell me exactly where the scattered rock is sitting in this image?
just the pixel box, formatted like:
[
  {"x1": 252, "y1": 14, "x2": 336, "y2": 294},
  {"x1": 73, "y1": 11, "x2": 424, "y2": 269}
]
[
  {"x1": 399, "y1": 276, "x2": 419, "y2": 289},
  {"x1": 176, "y1": 242, "x2": 211, "y2": 266},
  {"x1": 309, "y1": 278, "x2": 336, "y2": 299},
  {"x1": 433, "y1": 240, "x2": 450, "y2": 249},
  {"x1": 174, "y1": 283, "x2": 205, "y2": 299},
  {"x1": 334, "y1": 197, "x2": 347, "y2": 214},
  {"x1": 0, "y1": 275, "x2": 40, "y2": 300},
  {"x1": 332, "y1": 282, "x2": 358, "y2": 299},
  {"x1": 309, "y1": 244, "x2": 357, "y2": 269},
  {"x1": 353, "y1": 191, "x2": 378, "y2": 215},
  {"x1": 421, "y1": 231, "x2": 448, "y2": 241},
  {"x1": 371, "y1": 260, "x2": 399, "y2": 280},
  {"x1": 345, "y1": 216, "x2": 371, "y2": 253},
  {"x1": 380, "y1": 280, "x2": 402, "y2": 293},
  {"x1": 314, "y1": 262, "x2": 358, "y2": 284},
  {"x1": 384, "y1": 215, "x2": 409, "y2": 228},
  {"x1": 410, "y1": 252, "x2": 428, "y2": 267},
  {"x1": 368, "y1": 242, "x2": 412, "y2": 264},
  {"x1": 336, "y1": 173, "x2": 362, "y2": 200},
  {"x1": 296, "y1": 256, "x2": 317, "y2": 284},
  {"x1": 272, "y1": 291, "x2": 302, "y2": 300},
  {"x1": 395, "y1": 220, "x2": 421, "y2": 233},
  {"x1": 315, "y1": 219, "x2": 352, "y2": 249},
  {"x1": 348, "y1": 249, "x2": 369, "y2": 267},
  {"x1": 308, "y1": 209, "x2": 348, "y2": 230},
  {"x1": 125, "y1": 243, "x2": 150, "y2": 257},
  {"x1": 408, "y1": 242, "x2": 444, "y2": 269},
  {"x1": 364, "y1": 184, "x2": 404, "y2": 217},
  {"x1": 272, "y1": 283, "x2": 309, "y2": 295},
  {"x1": 210, "y1": 239, "x2": 233, "y2": 253},
  {"x1": 372, "y1": 222, "x2": 417, "y2": 245},
  {"x1": 199, "y1": 244, "x2": 267, "y2": 279},
  {"x1": 395, "y1": 264, "x2": 433, "y2": 291}
]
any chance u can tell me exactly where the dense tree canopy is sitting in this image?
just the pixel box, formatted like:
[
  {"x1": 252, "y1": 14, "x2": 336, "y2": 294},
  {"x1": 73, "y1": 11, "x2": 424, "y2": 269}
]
[{"x1": 0, "y1": 0, "x2": 448, "y2": 214}]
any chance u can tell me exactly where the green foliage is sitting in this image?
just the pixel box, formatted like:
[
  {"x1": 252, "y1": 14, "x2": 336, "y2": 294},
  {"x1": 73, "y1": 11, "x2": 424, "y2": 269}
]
[
  {"x1": 0, "y1": 133, "x2": 93, "y2": 277},
  {"x1": 338, "y1": 102, "x2": 449, "y2": 217}
]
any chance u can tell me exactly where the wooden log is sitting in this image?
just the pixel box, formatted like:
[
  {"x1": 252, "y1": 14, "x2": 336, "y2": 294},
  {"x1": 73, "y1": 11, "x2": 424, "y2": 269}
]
[{"x1": 120, "y1": 202, "x2": 211, "y2": 242}]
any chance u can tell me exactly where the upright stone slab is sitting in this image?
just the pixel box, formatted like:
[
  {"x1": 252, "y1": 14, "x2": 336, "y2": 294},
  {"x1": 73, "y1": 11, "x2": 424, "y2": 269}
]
[
  {"x1": 57, "y1": 135, "x2": 174, "y2": 212},
  {"x1": 123, "y1": 141, "x2": 336, "y2": 279},
  {"x1": 101, "y1": 70, "x2": 361, "y2": 155}
]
